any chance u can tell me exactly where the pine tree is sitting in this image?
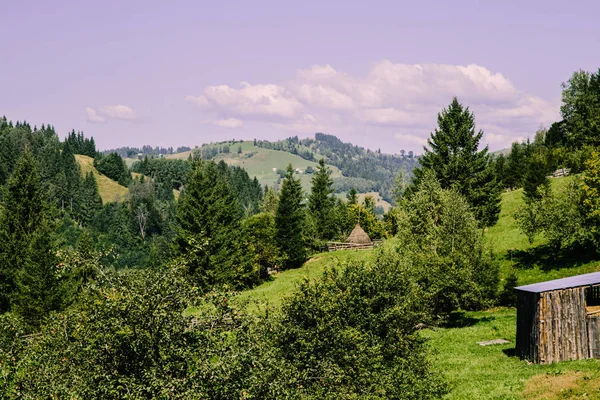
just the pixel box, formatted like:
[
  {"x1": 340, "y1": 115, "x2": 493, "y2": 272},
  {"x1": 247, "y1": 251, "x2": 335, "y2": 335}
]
[
  {"x1": 347, "y1": 187, "x2": 358, "y2": 205},
  {"x1": 308, "y1": 159, "x2": 336, "y2": 239},
  {"x1": 523, "y1": 153, "x2": 550, "y2": 203},
  {"x1": 77, "y1": 172, "x2": 103, "y2": 225},
  {"x1": 59, "y1": 142, "x2": 82, "y2": 213},
  {"x1": 275, "y1": 164, "x2": 306, "y2": 269},
  {"x1": 409, "y1": 98, "x2": 501, "y2": 227},
  {"x1": 0, "y1": 149, "x2": 62, "y2": 325},
  {"x1": 176, "y1": 161, "x2": 252, "y2": 287}
]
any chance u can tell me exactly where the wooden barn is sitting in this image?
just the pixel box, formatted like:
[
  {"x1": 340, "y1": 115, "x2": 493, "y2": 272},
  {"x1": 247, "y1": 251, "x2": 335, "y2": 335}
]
[{"x1": 515, "y1": 272, "x2": 600, "y2": 364}]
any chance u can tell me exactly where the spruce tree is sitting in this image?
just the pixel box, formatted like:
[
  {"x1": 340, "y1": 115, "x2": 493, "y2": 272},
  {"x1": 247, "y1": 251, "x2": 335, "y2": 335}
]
[
  {"x1": 347, "y1": 187, "x2": 358, "y2": 205},
  {"x1": 308, "y1": 159, "x2": 336, "y2": 240},
  {"x1": 523, "y1": 153, "x2": 550, "y2": 203},
  {"x1": 176, "y1": 161, "x2": 252, "y2": 287},
  {"x1": 59, "y1": 142, "x2": 82, "y2": 213},
  {"x1": 0, "y1": 149, "x2": 62, "y2": 325},
  {"x1": 77, "y1": 172, "x2": 103, "y2": 225},
  {"x1": 275, "y1": 164, "x2": 306, "y2": 269},
  {"x1": 410, "y1": 98, "x2": 501, "y2": 227}
]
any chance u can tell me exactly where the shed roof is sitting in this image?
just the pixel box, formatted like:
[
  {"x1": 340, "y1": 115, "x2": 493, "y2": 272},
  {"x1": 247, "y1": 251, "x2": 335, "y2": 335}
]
[{"x1": 515, "y1": 271, "x2": 600, "y2": 294}]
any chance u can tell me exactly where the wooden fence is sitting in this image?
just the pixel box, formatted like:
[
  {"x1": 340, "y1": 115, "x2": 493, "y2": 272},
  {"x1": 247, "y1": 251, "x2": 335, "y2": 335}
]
[{"x1": 327, "y1": 240, "x2": 383, "y2": 252}]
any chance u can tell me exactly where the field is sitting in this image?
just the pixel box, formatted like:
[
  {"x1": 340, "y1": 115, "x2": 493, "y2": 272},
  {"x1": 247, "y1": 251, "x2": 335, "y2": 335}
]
[
  {"x1": 237, "y1": 176, "x2": 600, "y2": 399},
  {"x1": 75, "y1": 155, "x2": 129, "y2": 203}
]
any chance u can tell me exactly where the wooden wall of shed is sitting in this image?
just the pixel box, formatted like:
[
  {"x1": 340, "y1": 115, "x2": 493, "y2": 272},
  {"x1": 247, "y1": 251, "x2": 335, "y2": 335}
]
[
  {"x1": 516, "y1": 291, "x2": 539, "y2": 361},
  {"x1": 589, "y1": 315, "x2": 600, "y2": 358},
  {"x1": 537, "y1": 287, "x2": 589, "y2": 364}
]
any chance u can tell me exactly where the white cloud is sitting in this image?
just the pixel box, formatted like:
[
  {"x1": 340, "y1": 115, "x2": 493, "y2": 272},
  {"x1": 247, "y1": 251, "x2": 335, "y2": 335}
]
[
  {"x1": 86, "y1": 107, "x2": 106, "y2": 123},
  {"x1": 189, "y1": 82, "x2": 304, "y2": 119},
  {"x1": 86, "y1": 105, "x2": 137, "y2": 123},
  {"x1": 187, "y1": 60, "x2": 560, "y2": 151},
  {"x1": 213, "y1": 118, "x2": 243, "y2": 128}
]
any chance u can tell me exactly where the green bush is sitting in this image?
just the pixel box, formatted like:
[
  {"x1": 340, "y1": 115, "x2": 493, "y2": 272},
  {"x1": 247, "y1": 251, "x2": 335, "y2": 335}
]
[
  {"x1": 273, "y1": 262, "x2": 448, "y2": 399},
  {"x1": 380, "y1": 172, "x2": 500, "y2": 318}
]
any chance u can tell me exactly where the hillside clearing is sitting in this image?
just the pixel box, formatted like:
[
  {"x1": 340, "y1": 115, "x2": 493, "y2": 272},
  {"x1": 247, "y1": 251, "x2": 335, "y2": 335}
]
[
  {"x1": 167, "y1": 141, "x2": 343, "y2": 192},
  {"x1": 75, "y1": 154, "x2": 129, "y2": 203}
]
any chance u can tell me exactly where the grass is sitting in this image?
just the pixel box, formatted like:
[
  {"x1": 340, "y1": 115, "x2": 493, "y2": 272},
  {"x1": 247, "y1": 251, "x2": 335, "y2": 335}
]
[
  {"x1": 235, "y1": 250, "x2": 373, "y2": 314},
  {"x1": 425, "y1": 308, "x2": 600, "y2": 399},
  {"x1": 486, "y1": 176, "x2": 600, "y2": 287},
  {"x1": 75, "y1": 155, "x2": 129, "y2": 203},
  {"x1": 234, "y1": 175, "x2": 600, "y2": 398}
]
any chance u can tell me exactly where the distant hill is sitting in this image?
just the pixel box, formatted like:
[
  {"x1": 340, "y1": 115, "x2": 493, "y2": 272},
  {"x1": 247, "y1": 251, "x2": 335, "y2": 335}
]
[
  {"x1": 160, "y1": 133, "x2": 417, "y2": 204},
  {"x1": 254, "y1": 133, "x2": 418, "y2": 203},
  {"x1": 167, "y1": 141, "x2": 342, "y2": 193}
]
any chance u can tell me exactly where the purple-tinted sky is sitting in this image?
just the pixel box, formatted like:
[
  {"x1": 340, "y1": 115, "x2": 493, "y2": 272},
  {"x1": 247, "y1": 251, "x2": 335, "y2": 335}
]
[{"x1": 2, "y1": 0, "x2": 599, "y2": 153}]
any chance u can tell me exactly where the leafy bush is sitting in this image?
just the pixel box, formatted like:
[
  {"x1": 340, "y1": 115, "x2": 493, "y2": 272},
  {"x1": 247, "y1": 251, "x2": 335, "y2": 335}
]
[
  {"x1": 381, "y1": 172, "x2": 499, "y2": 318},
  {"x1": 273, "y1": 262, "x2": 448, "y2": 399}
]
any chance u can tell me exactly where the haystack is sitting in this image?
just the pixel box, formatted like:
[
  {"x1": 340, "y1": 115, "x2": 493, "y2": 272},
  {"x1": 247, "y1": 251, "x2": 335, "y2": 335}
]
[{"x1": 346, "y1": 224, "x2": 371, "y2": 244}]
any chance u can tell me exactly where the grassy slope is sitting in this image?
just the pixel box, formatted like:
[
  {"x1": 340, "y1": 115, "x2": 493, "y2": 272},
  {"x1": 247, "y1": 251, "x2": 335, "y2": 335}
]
[
  {"x1": 75, "y1": 155, "x2": 129, "y2": 203},
  {"x1": 489, "y1": 176, "x2": 600, "y2": 286},
  {"x1": 238, "y1": 175, "x2": 600, "y2": 399},
  {"x1": 235, "y1": 250, "x2": 373, "y2": 314}
]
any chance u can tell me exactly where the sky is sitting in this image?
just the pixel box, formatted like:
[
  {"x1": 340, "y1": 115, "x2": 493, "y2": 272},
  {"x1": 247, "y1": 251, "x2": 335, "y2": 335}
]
[{"x1": 1, "y1": 0, "x2": 599, "y2": 153}]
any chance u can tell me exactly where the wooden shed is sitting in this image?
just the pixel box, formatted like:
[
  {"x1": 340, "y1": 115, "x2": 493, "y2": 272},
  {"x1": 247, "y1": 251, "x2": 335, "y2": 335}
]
[{"x1": 515, "y1": 272, "x2": 600, "y2": 364}]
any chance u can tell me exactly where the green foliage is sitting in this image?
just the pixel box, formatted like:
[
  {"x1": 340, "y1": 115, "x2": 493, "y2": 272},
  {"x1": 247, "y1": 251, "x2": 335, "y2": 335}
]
[
  {"x1": 260, "y1": 186, "x2": 279, "y2": 215},
  {"x1": 516, "y1": 180, "x2": 588, "y2": 252},
  {"x1": 3, "y1": 267, "x2": 263, "y2": 399},
  {"x1": 499, "y1": 270, "x2": 519, "y2": 307},
  {"x1": 560, "y1": 68, "x2": 600, "y2": 148},
  {"x1": 385, "y1": 172, "x2": 499, "y2": 317},
  {"x1": 275, "y1": 164, "x2": 307, "y2": 269},
  {"x1": 347, "y1": 187, "x2": 358, "y2": 204},
  {"x1": 308, "y1": 159, "x2": 336, "y2": 240},
  {"x1": 176, "y1": 160, "x2": 260, "y2": 288},
  {"x1": 242, "y1": 212, "x2": 279, "y2": 278},
  {"x1": 0, "y1": 150, "x2": 65, "y2": 326},
  {"x1": 131, "y1": 156, "x2": 191, "y2": 191},
  {"x1": 94, "y1": 152, "x2": 131, "y2": 186},
  {"x1": 63, "y1": 129, "x2": 96, "y2": 157},
  {"x1": 523, "y1": 152, "x2": 550, "y2": 203},
  {"x1": 410, "y1": 98, "x2": 501, "y2": 227},
  {"x1": 76, "y1": 172, "x2": 103, "y2": 225},
  {"x1": 275, "y1": 262, "x2": 448, "y2": 399}
]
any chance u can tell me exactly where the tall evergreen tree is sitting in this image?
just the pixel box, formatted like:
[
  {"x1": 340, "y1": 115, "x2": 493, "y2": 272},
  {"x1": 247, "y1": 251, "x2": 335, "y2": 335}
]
[
  {"x1": 59, "y1": 142, "x2": 82, "y2": 212},
  {"x1": 523, "y1": 153, "x2": 550, "y2": 203},
  {"x1": 0, "y1": 149, "x2": 62, "y2": 325},
  {"x1": 176, "y1": 161, "x2": 256, "y2": 287},
  {"x1": 409, "y1": 98, "x2": 501, "y2": 227},
  {"x1": 76, "y1": 172, "x2": 103, "y2": 225},
  {"x1": 275, "y1": 164, "x2": 306, "y2": 269},
  {"x1": 308, "y1": 159, "x2": 336, "y2": 240}
]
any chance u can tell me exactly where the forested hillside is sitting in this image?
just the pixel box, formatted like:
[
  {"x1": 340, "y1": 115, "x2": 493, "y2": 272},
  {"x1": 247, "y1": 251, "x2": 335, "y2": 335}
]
[
  {"x1": 255, "y1": 133, "x2": 418, "y2": 203},
  {"x1": 117, "y1": 133, "x2": 415, "y2": 206}
]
